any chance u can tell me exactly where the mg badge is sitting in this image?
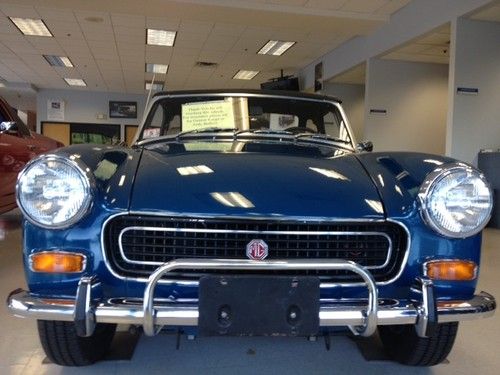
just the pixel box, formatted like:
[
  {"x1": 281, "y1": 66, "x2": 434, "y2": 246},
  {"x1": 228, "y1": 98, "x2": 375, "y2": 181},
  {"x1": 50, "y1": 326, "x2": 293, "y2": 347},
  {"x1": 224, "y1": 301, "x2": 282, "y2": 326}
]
[{"x1": 246, "y1": 239, "x2": 268, "y2": 260}]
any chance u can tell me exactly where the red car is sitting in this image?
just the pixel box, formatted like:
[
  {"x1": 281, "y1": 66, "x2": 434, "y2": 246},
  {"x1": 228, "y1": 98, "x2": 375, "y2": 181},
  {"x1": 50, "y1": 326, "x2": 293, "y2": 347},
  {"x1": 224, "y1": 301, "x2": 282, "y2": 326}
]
[{"x1": 0, "y1": 96, "x2": 63, "y2": 214}]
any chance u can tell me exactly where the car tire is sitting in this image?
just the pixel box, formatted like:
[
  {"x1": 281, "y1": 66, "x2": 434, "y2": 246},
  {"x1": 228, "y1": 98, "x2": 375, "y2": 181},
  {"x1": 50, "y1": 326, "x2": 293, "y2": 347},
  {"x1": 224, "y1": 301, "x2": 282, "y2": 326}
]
[
  {"x1": 378, "y1": 322, "x2": 458, "y2": 366},
  {"x1": 37, "y1": 320, "x2": 116, "y2": 366}
]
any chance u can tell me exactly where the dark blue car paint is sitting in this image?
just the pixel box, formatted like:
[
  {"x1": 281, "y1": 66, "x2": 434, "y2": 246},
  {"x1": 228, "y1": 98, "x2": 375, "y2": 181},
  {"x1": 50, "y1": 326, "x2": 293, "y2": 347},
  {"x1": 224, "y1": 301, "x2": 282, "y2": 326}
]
[{"x1": 22, "y1": 143, "x2": 481, "y2": 321}]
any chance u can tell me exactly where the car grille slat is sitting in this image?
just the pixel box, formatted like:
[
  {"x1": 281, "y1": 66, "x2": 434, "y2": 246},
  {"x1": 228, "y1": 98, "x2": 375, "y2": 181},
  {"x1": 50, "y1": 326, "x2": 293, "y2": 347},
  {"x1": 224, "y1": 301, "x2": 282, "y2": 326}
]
[{"x1": 104, "y1": 215, "x2": 408, "y2": 282}]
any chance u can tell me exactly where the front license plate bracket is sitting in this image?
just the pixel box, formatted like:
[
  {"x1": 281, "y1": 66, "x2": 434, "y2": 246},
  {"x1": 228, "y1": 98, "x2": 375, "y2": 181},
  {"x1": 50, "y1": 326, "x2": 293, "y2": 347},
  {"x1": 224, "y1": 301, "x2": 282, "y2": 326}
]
[{"x1": 198, "y1": 275, "x2": 320, "y2": 336}]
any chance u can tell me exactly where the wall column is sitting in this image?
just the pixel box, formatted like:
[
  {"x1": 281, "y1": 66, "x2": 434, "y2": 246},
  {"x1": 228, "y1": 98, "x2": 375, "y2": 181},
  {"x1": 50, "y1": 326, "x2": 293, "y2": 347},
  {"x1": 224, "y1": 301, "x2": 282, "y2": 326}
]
[{"x1": 446, "y1": 18, "x2": 500, "y2": 165}]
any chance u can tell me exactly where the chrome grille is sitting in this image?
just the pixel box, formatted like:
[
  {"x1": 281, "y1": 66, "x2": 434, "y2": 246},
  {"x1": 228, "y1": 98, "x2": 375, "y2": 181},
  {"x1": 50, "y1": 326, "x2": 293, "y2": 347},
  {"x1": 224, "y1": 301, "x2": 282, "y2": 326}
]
[{"x1": 104, "y1": 215, "x2": 408, "y2": 282}]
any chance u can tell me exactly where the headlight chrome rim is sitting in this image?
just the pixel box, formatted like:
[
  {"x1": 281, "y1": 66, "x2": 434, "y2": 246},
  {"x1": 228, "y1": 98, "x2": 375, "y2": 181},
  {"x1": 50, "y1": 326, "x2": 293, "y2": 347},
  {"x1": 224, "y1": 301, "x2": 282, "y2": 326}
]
[
  {"x1": 418, "y1": 162, "x2": 493, "y2": 238},
  {"x1": 16, "y1": 154, "x2": 94, "y2": 229}
]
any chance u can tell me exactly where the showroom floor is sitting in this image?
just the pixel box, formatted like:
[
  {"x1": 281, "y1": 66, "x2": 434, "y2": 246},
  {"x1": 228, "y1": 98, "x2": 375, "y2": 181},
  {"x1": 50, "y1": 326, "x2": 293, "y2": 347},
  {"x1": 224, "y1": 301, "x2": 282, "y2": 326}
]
[{"x1": 0, "y1": 209, "x2": 498, "y2": 375}]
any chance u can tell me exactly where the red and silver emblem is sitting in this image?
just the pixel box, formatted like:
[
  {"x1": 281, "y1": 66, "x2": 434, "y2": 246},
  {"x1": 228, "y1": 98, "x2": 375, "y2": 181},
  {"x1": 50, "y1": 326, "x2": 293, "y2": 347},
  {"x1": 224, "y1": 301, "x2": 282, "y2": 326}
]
[{"x1": 246, "y1": 239, "x2": 268, "y2": 260}]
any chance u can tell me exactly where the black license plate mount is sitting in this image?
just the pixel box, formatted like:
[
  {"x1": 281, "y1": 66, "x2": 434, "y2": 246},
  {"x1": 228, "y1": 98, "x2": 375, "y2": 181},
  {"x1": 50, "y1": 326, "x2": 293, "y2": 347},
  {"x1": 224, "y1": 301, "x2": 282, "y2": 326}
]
[{"x1": 198, "y1": 275, "x2": 320, "y2": 336}]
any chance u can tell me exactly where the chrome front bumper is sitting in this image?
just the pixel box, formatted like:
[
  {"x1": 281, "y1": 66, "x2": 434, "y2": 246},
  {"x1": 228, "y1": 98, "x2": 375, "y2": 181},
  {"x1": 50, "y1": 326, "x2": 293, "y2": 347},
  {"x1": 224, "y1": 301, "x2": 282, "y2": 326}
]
[{"x1": 6, "y1": 259, "x2": 496, "y2": 338}]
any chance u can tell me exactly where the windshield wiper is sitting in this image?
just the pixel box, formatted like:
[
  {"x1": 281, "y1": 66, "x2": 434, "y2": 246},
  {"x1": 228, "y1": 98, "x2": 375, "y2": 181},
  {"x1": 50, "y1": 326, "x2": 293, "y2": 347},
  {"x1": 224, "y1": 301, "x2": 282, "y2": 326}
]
[
  {"x1": 294, "y1": 133, "x2": 351, "y2": 144},
  {"x1": 176, "y1": 127, "x2": 238, "y2": 138},
  {"x1": 235, "y1": 129, "x2": 293, "y2": 136}
]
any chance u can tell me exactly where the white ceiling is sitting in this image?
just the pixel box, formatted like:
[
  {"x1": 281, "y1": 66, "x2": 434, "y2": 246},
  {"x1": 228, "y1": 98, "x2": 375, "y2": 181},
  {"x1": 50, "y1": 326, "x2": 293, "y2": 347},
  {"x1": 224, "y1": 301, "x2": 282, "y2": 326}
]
[
  {"x1": 382, "y1": 24, "x2": 450, "y2": 65},
  {"x1": 471, "y1": 2, "x2": 500, "y2": 22},
  {"x1": 0, "y1": 0, "x2": 411, "y2": 99}
]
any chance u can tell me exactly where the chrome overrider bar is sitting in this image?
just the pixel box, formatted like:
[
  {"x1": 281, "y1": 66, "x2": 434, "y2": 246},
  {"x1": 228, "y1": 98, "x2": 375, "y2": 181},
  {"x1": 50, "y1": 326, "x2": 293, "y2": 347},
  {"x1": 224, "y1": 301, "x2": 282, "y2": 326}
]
[{"x1": 6, "y1": 259, "x2": 496, "y2": 339}]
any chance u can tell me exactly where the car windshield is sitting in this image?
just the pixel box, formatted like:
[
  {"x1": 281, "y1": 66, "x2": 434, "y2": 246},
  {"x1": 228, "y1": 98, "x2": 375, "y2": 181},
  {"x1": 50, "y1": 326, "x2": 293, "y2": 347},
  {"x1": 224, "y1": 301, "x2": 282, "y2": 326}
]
[{"x1": 138, "y1": 94, "x2": 352, "y2": 146}]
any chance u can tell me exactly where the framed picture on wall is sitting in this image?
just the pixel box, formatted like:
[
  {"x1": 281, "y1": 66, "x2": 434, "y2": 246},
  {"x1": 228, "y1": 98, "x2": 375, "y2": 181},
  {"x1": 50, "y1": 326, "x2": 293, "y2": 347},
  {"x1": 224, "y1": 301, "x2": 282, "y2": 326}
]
[{"x1": 109, "y1": 101, "x2": 137, "y2": 119}]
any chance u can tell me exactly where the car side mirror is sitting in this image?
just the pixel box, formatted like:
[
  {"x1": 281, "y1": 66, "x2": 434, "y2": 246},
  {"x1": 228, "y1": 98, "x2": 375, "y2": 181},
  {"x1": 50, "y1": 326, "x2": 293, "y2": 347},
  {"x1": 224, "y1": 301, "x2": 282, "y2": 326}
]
[
  {"x1": 356, "y1": 140, "x2": 373, "y2": 152},
  {"x1": 0, "y1": 121, "x2": 18, "y2": 134}
]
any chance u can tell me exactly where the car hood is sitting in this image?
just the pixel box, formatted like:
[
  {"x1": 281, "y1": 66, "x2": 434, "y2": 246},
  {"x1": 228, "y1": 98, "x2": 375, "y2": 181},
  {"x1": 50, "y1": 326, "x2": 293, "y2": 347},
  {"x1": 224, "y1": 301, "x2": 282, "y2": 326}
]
[{"x1": 129, "y1": 149, "x2": 385, "y2": 219}]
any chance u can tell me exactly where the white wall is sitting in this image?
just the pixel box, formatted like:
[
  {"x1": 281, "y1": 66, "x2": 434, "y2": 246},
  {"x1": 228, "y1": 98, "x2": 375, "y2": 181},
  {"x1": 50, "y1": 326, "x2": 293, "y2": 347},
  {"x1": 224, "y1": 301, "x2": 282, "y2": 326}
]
[
  {"x1": 36, "y1": 89, "x2": 147, "y2": 133},
  {"x1": 322, "y1": 82, "x2": 365, "y2": 142},
  {"x1": 446, "y1": 18, "x2": 500, "y2": 165},
  {"x1": 364, "y1": 59, "x2": 448, "y2": 154}
]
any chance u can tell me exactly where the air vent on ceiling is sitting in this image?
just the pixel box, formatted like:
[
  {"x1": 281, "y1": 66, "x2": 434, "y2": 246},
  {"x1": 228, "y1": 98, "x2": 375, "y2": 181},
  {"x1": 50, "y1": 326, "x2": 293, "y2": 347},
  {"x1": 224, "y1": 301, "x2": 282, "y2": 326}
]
[{"x1": 195, "y1": 61, "x2": 218, "y2": 68}]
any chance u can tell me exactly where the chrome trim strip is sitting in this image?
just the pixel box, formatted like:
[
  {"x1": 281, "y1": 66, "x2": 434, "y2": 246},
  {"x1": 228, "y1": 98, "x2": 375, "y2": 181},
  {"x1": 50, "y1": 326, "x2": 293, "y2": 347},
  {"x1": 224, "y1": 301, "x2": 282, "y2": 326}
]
[
  {"x1": 100, "y1": 212, "x2": 411, "y2": 288},
  {"x1": 117, "y1": 226, "x2": 393, "y2": 270},
  {"x1": 7, "y1": 290, "x2": 496, "y2": 329}
]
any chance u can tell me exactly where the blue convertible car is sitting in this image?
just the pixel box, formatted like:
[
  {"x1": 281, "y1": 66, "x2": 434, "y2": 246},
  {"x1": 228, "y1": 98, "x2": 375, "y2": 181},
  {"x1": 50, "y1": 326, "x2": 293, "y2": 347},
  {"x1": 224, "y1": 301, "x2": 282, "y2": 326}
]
[{"x1": 8, "y1": 90, "x2": 496, "y2": 366}]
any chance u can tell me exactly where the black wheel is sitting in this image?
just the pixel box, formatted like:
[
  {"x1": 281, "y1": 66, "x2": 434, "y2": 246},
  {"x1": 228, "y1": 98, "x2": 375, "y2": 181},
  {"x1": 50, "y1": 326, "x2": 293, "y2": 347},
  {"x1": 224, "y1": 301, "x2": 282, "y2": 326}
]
[
  {"x1": 378, "y1": 322, "x2": 458, "y2": 366},
  {"x1": 37, "y1": 320, "x2": 116, "y2": 366}
]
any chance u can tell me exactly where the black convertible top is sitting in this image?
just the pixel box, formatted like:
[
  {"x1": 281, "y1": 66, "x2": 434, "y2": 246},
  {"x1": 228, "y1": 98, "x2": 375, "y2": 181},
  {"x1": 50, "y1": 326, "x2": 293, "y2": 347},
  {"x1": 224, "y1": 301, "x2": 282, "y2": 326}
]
[{"x1": 152, "y1": 89, "x2": 342, "y2": 103}]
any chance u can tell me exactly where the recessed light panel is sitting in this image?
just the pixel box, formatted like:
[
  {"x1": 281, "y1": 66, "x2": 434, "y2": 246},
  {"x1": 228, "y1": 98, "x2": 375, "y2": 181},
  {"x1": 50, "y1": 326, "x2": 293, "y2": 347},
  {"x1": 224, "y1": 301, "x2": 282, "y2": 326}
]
[
  {"x1": 146, "y1": 63, "x2": 169, "y2": 74},
  {"x1": 9, "y1": 17, "x2": 53, "y2": 37},
  {"x1": 233, "y1": 70, "x2": 259, "y2": 80},
  {"x1": 145, "y1": 82, "x2": 164, "y2": 91},
  {"x1": 258, "y1": 40, "x2": 295, "y2": 56},
  {"x1": 147, "y1": 29, "x2": 176, "y2": 46},
  {"x1": 44, "y1": 55, "x2": 74, "y2": 67},
  {"x1": 64, "y1": 78, "x2": 86, "y2": 87}
]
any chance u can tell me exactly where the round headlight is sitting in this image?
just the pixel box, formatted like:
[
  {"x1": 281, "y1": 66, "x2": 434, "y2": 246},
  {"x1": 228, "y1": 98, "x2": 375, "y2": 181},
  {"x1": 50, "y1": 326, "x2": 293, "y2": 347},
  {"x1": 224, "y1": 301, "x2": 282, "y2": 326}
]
[
  {"x1": 418, "y1": 163, "x2": 492, "y2": 238},
  {"x1": 16, "y1": 155, "x2": 93, "y2": 229}
]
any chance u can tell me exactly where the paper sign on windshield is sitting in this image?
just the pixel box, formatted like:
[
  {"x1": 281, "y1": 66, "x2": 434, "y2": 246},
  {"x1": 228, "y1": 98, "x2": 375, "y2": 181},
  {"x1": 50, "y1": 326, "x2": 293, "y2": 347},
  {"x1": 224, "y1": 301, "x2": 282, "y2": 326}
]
[{"x1": 182, "y1": 100, "x2": 235, "y2": 132}]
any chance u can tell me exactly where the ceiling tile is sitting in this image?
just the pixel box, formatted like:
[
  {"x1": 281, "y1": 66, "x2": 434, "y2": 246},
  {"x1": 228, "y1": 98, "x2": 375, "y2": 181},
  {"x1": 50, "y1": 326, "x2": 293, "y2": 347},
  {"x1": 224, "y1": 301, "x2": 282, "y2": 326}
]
[
  {"x1": 46, "y1": 21, "x2": 84, "y2": 38},
  {"x1": 171, "y1": 47, "x2": 199, "y2": 58},
  {"x1": 179, "y1": 20, "x2": 213, "y2": 34},
  {"x1": 0, "y1": 17, "x2": 19, "y2": 34},
  {"x1": 82, "y1": 29, "x2": 115, "y2": 41},
  {"x1": 0, "y1": 4, "x2": 40, "y2": 18},
  {"x1": 203, "y1": 35, "x2": 238, "y2": 52},
  {"x1": 416, "y1": 32, "x2": 450, "y2": 46},
  {"x1": 341, "y1": 0, "x2": 388, "y2": 13},
  {"x1": 175, "y1": 32, "x2": 208, "y2": 49},
  {"x1": 145, "y1": 47, "x2": 172, "y2": 62},
  {"x1": 211, "y1": 23, "x2": 246, "y2": 37},
  {"x1": 305, "y1": 0, "x2": 349, "y2": 10},
  {"x1": 2, "y1": 39, "x2": 36, "y2": 54},
  {"x1": 146, "y1": 17, "x2": 180, "y2": 30},
  {"x1": 75, "y1": 11, "x2": 111, "y2": 26},
  {"x1": 470, "y1": 4, "x2": 500, "y2": 22},
  {"x1": 35, "y1": 7, "x2": 76, "y2": 21},
  {"x1": 111, "y1": 13, "x2": 145, "y2": 27},
  {"x1": 375, "y1": 0, "x2": 411, "y2": 15},
  {"x1": 241, "y1": 26, "x2": 275, "y2": 39}
]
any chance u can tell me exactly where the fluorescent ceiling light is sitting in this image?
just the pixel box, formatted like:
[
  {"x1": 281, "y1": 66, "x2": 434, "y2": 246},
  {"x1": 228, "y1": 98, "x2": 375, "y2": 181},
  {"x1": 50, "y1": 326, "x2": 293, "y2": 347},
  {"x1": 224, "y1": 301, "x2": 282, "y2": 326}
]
[
  {"x1": 233, "y1": 70, "x2": 259, "y2": 80},
  {"x1": 145, "y1": 82, "x2": 164, "y2": 91},
  {"x1": 64, "y1": 78, "x2": 86, "y2": 87},
  {"x1": 147, "y1": 29, "x2": 176, "y2": 46},
  {"x1": 9, "y1": 17, "x2": 53, "y2": 37},
  {"x1": 258, "y1": 40, "x2": 295, "y2": 56},
  {"x1": 146, "y1": 63, "x2": 169, "y2": 74},
  {"x1": 44, "y1": 55, "x2": 74, "y2": 67}
]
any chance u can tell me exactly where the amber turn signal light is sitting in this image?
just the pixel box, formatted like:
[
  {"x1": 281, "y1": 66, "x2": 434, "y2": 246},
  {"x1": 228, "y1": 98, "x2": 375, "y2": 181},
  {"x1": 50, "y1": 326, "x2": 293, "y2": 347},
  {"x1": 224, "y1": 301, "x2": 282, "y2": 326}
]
[
  {"x1": 425, "y1": 260, "x2": 477, "y2": 281},
  {"x1": 30, "y1": 252, "x2": 86, "y2": 273}
]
